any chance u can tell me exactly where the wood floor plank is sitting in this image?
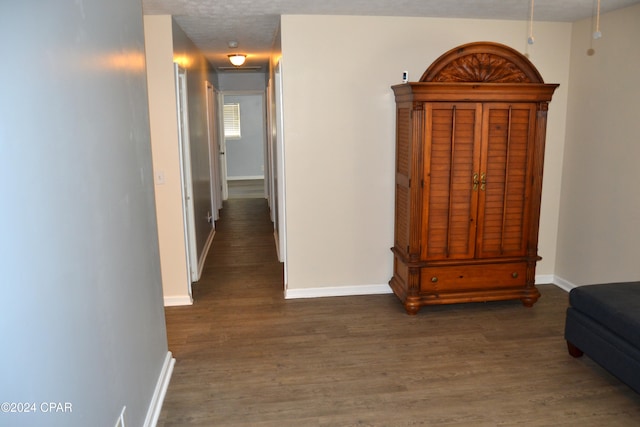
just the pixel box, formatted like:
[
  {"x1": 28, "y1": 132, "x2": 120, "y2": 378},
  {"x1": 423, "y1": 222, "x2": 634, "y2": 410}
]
[{"x1": 158, "y1": 198, "x2": 640, "y2": 426}]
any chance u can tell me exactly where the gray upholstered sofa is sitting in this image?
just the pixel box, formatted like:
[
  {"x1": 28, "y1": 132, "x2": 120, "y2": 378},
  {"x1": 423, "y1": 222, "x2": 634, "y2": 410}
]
[{"x1": 564, "y1": 281, "x2": 640, "y2": 393}]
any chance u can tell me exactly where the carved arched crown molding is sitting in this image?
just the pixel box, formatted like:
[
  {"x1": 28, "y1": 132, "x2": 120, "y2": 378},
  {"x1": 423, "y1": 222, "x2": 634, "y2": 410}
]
[{"x1": 420, "y1": 42, "x2": 544, "y2": 84}]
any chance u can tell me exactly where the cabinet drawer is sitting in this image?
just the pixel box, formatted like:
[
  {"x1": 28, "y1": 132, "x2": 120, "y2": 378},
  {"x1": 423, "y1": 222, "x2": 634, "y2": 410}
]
[{"x1": 421, "y1": 263, "x2": 527, "y2": 292}]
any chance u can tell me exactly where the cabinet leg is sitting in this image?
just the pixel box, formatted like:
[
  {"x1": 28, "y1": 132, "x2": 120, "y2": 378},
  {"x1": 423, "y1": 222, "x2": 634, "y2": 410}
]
[
  {"x1": 404, "y1": 302, "x2": 420, "y2": 315},
  {"x1": 521, "y1": 299, "x2": 534, "y2": 307},
  {"x1": 520, "y1": 295, "x2": 539, "y2": 307}
]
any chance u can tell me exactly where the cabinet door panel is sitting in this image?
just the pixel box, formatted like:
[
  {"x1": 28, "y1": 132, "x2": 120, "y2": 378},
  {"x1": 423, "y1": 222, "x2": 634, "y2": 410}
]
[
  {"x1": 394, "y1": 107, "x2": 412, "y2": 255},
  {"x1": 422, "y1": 103, "x2": 481, "y2": 260},
  {"x1": 477, "y1": 104, "x2": 535, "y2": 258}
]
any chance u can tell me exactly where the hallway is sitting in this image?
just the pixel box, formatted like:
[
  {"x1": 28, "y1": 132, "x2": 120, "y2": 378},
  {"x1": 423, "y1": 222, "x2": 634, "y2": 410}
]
[{"x1": 158, "y1": 198, "x2": 287, "y2": 424}]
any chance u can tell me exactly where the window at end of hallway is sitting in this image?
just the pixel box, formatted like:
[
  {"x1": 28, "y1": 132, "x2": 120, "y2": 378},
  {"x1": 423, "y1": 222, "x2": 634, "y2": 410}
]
[{"x1": 224, "y1": 103, "x2": 241, "y2": 139}]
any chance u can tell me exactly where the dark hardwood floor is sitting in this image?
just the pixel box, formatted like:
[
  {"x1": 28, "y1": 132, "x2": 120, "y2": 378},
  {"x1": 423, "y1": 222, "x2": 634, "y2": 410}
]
[
  {"x1": 158, "y1": 198, "x2": 640, "y2": 426},
  {"x1": 227, "y1": 179, "x2": 265, "y2": 199}
]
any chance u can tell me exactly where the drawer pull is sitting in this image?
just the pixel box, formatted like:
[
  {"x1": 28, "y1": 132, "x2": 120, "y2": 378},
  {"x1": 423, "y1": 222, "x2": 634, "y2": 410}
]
[
  {"x1": 512, "y1": 272, "x2": 519, "y2": 278},
  {"x1": 431, "y1": 276, "x2": 438, "y2": 283}
]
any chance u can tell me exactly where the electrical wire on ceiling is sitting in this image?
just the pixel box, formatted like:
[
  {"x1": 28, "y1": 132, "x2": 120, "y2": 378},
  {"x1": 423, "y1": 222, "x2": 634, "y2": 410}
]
[
  {"x1": 587, "y1": 0, "x2": 603, "y2": 56},
  {"x1": 593, "y1": 0, "x2": 602, "y2": 39},
  {"x1": 528, "y1": 0, "x2": 536, "y2": 45}
]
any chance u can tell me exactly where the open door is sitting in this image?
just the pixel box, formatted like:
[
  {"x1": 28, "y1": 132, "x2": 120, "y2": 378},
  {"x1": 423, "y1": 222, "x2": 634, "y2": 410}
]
[
  {"x1": 217, "y1": 94, "x2": 229, "y2": 200},
  {"x1": 174, "y1": 63, "x2": 199, "y2": 295},
  {"x1": 206, "y1": 81, "x2": 222, "y2": 219}
]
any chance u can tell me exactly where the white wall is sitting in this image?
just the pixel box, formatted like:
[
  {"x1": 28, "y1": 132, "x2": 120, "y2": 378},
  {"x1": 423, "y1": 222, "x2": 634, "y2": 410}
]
[
  {"x1": 144, "y1": 16, "x2": 218, "y2": 305},
  {"x1": 280, "y1": 15, "x2": 571, "y2": 294},
  {"x1": 555, "y1": 3, "x2": 640, "y2": 287},
  {"x1": 218, "y1": 72, "x2": 267, "y2": 92},
  {"x1": 144, "y1": 15, "x2": 193, "y2": 305},
  {"x1": 0, "y1": 1, "x2": 169, "y2": 426}
]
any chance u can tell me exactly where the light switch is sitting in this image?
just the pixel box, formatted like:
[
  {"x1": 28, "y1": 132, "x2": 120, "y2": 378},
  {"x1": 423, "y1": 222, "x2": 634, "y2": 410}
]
[{"x1": 155, "y1": 171, "x2": 165, "y2": 185}]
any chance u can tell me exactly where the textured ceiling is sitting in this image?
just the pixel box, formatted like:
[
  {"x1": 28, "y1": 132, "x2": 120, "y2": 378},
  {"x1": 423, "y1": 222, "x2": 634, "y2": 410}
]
[{"x1": 142, "y1": 0, "x2": 640, "y2": 72}]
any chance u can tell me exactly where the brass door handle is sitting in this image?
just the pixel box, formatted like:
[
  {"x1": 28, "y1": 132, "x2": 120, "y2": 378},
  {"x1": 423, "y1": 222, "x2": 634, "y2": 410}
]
[
  {"x1": 472, "y1": 173, "x2": 479, "y2": 191},
  {"x1": 480, "y1": 173, "x2": 486, "y2": 191}
]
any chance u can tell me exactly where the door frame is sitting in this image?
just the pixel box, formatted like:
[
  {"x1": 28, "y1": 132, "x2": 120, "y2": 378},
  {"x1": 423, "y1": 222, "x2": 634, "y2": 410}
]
[
  {"x1": 217, "y1": 93, "x2": 229, "y2": 200},
  {"x1": 220, "y1": 90, "x2": 267, "y2": 199},
  {"x1": 174, "y1": 63, "x2": 198, "y2": 295},
  {"x1": 274, "y1": 60, "x2": 288, "y2": 271},
  {"x1": 205, "y1": 81, "x2": 222, "y2": 219}
]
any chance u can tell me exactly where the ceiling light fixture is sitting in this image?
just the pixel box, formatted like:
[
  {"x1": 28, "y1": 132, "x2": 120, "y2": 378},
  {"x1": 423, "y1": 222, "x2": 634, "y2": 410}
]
[{"x1": 228, "y1": 54, "x2": 246, "y2": 67}]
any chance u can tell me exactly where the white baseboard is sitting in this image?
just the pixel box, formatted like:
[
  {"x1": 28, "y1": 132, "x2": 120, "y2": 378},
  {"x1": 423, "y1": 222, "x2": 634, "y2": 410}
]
[
  {"x1": 143, "y1": 351, "x2": 175, "y2": 427},
  {"x1": 163, "y1": 295, "x2": 193, "y2": 306},
  {"x1": 284, "y1": 284, "x2": 393, "y2": 299},
  {"x1": 535, "y1": 274, "x2": 555, "y2": 285},
  {"x1": 226, "y1": 175, "x2": 264, "y2": 181},
  {"x1": 551, "y1": 275, "x2": 577, "y2": 292},
  {"x1": 197, "y1": 228, "x2": 215, "y2": 281},
  {"x1": 284, "y1": 275, "x2": 572, "y2": 300}
]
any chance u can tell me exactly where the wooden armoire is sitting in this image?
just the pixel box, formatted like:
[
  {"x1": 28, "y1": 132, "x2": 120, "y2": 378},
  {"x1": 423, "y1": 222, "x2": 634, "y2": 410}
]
[{"x1": 389, "y1": 42, "x2": 558, "y2": 315}]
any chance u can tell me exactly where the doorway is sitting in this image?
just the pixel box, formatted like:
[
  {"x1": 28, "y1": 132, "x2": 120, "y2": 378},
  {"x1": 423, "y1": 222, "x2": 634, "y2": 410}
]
[
  {"x1": 221, "y1": 92, "x2": 267, "y2": 200},
  {"x1": 214, "y1": 70, "x2": 287, "y2": 290}
]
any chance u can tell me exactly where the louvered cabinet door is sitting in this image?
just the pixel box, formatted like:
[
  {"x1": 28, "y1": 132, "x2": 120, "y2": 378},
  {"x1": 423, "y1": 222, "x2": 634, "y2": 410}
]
[
  {"x1": 476, "y1": 104, "x2": 536, "y2": 258},
  {"x1": 421, "y1": 103, "x2": 482, "y2": 260},
  {"x1": 394, "y1": 107, "x2": 413, "y2": 257}
]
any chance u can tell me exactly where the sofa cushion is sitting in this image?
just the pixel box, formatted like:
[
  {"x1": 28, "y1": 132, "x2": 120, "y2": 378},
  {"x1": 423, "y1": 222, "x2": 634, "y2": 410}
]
[{"x1": 569, "y1": 282, "x2": 640, "y2": 349}]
